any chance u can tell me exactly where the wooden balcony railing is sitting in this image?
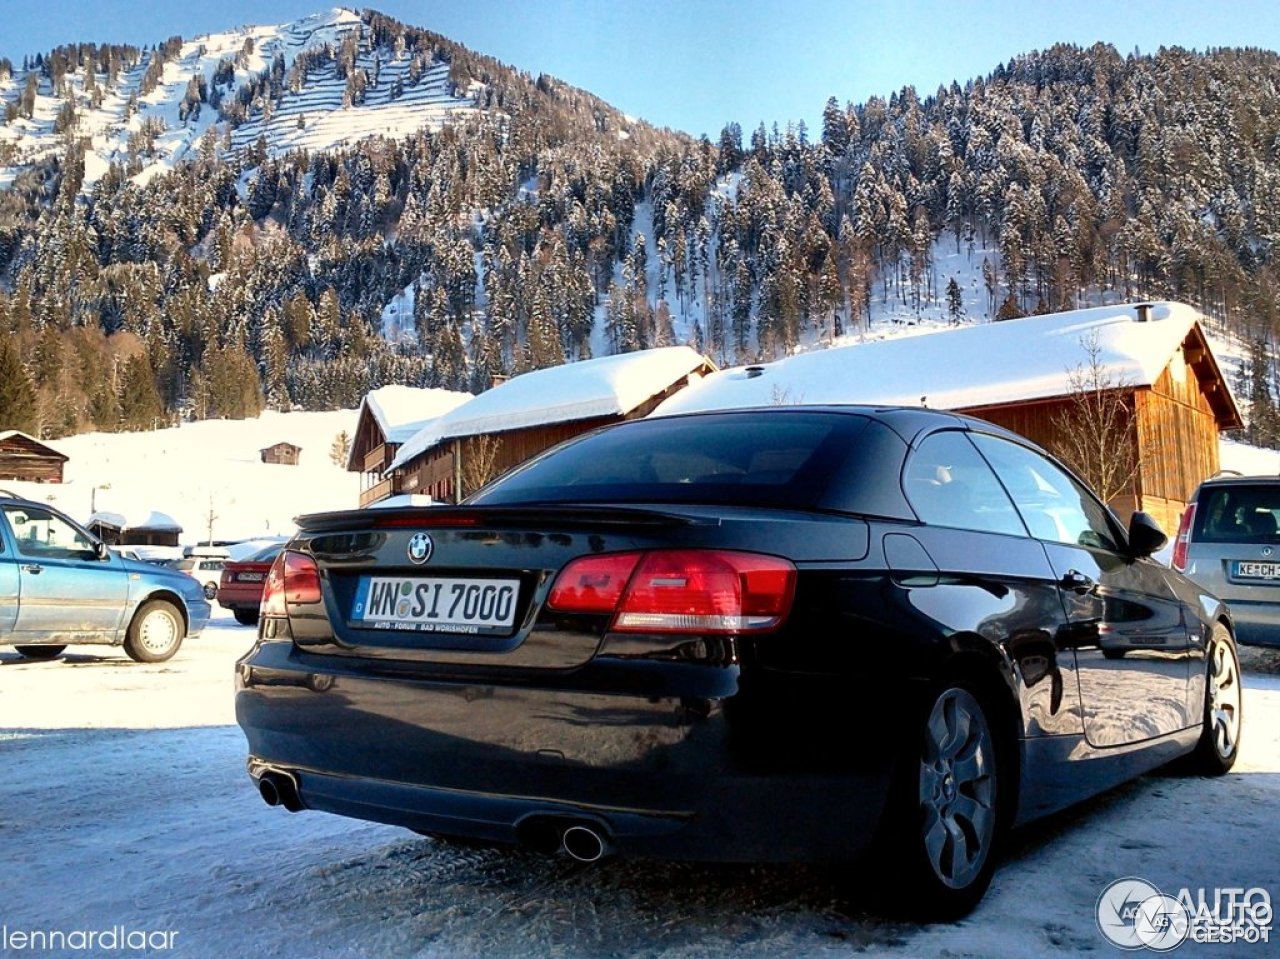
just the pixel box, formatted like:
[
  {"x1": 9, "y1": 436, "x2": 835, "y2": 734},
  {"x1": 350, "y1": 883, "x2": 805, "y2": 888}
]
[{"x1": 358, "y1": 476, "x2": 396, "y2": 508}]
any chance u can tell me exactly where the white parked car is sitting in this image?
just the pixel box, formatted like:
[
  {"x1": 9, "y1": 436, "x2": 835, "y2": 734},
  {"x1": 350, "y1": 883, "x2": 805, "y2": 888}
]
[{"x1": 168, "y1": 547, "x2": 231, "y2": 600}]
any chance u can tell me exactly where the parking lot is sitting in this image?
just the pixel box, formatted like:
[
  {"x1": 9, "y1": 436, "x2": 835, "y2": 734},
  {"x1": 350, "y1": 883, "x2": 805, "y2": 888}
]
[{"x1": 1, "y1": 614, "x2": 1277, "y2": 958}]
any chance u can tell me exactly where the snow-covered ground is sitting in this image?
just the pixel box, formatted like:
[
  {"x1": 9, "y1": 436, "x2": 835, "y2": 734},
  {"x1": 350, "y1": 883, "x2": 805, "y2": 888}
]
[
  {"x1": 3, "y1": 409, "x2": 359, "y2": 544},
  {"x1": 0, "y1": 606, "x2": 1276, "y2": 958}
]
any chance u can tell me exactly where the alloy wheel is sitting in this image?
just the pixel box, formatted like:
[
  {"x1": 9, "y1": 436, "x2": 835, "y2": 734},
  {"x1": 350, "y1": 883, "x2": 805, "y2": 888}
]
[
  {"x1": 1207, "y1": 640, "x2": 1241, "y2": 760},
  {"x1": 919, "y1": 688, "x2": 997, "y2": 890}
]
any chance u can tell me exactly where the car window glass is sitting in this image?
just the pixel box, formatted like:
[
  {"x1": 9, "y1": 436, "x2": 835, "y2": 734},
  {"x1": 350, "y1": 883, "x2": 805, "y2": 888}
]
[
  {"x1": 473, "y1": 412, "x2": 867, "y2": 509},
  {"x1": 971, "y1": 434, "x2": 1120, "y2": 551},
  {"x1": 904, "y1": 432, "x2": 1025, "y2": 536},
  {"x1": 1194, "y1": 485, "x2": 1280, "y2": 543},
  {"x1": 2, "y1": 505, "x2": 97, "y2": 559}
]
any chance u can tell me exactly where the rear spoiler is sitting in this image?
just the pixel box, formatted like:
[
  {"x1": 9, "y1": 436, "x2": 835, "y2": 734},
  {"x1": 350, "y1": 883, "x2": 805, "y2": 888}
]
[{"x1": 294, "y1": 504, "x2": 704, "y2": 534}]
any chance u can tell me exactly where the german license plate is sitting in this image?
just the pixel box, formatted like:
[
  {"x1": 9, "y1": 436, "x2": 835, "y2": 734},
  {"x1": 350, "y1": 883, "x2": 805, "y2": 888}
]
[
  {"x1": 237, "y1": 572, "x2": 264, "y2": 582},
  {"x1": 352, "y1": 576, "x2": 519, "y2": 634},
  {"x1": 1233, "y1": 561, "x2": 1280, "y2": 580}
]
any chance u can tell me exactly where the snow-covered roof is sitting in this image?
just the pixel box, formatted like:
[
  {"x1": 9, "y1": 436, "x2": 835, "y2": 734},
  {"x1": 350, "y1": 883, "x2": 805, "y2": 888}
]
[
  {"x1": 88, "y1": 509, "x2": 183, "y2": 532},
  {"x1": 347, "y1": 385, "x2": 473, "y2": 471},
  {"x1": 655, "y1": 302, "x2": 1234, "y2": 419},
  {"x1": 388, "y1": 347, "x2": 711, "y2": 473},
  {"x1": 365, "y1": 386, "x2": 473, "y2": 445}
]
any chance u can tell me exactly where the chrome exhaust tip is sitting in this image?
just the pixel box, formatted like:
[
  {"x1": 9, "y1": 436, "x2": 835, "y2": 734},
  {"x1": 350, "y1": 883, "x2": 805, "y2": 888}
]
[
  {"x1": 561, "y1": 824, "x2": 610, "y2": 863},
  {"x1": 257, "y1": 771, "x2": 304, "y2": 813}
]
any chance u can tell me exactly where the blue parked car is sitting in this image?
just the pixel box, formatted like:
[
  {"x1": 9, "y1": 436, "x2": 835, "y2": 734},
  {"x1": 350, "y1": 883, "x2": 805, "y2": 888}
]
[{"x1": 0, "y1": 491, "x2": 210, "y2": 662}]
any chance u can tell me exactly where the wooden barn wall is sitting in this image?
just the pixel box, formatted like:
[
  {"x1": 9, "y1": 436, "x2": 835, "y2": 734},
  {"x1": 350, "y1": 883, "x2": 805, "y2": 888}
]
[
  {"x1": 1134, "y1": 362, "x2": 1220, "y2": 531},
  {"x1": 485, "y1": 416, "x2": 619, "y2": 477},
  {"x1": 964, "y1": 361, "x2": 1223, "y2": 534},
  {"x1": 400, "y1": 446, "x2": 455, "y2": 501},
  {"x1": 397, "y1": 417, "x2": 620, "y2": 503},
  {"x1": 350, "y1": 408, "x2": 388, "y2": 473},
  {"x1": 0, "y1": 437, "x2": 66, "y2": 483}
]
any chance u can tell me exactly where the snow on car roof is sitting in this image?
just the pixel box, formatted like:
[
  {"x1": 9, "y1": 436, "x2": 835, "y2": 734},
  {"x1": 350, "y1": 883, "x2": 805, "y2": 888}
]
[
  {"x1": 654, "y1": 301, "x2": 1213, "y2": 417},
  {"x1": 388, "y1": 346, "x2": 710, "y2": 473},
  {"x1": 88, "y1": 509, "x2": 183, "y2": 532}
]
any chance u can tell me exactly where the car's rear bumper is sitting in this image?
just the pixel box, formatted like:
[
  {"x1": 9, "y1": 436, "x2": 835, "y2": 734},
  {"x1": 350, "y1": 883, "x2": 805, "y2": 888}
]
[
  {"x1": 218, "y1": 589, "x2": 263, "y2": 612},
  {"x1": 1222, "y1": 600, "x2": 1280, "y2": 647},
  {"x1": 235, "y1": 639, "x2": 896, "y2": 862}
]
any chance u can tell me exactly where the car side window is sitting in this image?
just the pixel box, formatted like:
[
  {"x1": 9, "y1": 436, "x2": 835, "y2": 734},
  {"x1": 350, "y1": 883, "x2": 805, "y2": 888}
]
[
  {"x1": 2, "y1": 505, "x2": 98, "y2": 560},
  {"x1": 971, "y1": 434, "x2": 1120, "y2": 552},
  {"x1": 904, "y1": 431, "x2": 1026, "y2": 536}
]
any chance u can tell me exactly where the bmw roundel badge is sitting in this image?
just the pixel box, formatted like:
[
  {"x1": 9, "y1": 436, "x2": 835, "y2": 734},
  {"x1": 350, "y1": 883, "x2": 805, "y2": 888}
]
[{"x1": 407, "y1": 532, "x2": 434, "y2": 565}]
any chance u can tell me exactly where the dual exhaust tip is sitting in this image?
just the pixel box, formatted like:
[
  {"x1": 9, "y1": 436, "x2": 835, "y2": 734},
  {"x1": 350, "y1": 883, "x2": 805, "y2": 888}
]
[
  {"x1": 255, "y1": 773, "x2": 610, "y2": 863},
  {"x1": 517, "y1": 817, "x2": 612, "y2": 863}
]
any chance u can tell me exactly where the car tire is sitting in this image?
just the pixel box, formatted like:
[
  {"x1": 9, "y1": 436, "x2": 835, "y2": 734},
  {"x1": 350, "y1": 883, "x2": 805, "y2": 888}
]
[
  {"x1": 14, "y1": 645, "x2": 66, "y2": 660},
  {"x1": 233, "y1": 608, "x2": 259, "y2": 627},
  {"x1": 203, "y1": 581, "x2": 218, "y2": 601},
  {"x1": 124, "y1": 599, "x2": 185, "y2": 663},
  {"x1": 1185, "y1": 624, "x2": 1242, "y2": 775},
  {"x1": 872, "y1": 683, "x2": 1002, "y2": 920}
]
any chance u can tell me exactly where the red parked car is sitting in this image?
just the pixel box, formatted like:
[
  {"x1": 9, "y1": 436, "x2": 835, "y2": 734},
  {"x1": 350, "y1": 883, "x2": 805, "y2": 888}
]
[{"x1": 218, "y1": 543, "x2": 284, "y2": 626}]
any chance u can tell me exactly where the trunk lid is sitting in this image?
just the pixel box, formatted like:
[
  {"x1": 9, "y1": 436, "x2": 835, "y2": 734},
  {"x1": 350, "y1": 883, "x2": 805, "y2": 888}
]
[{"x1": 281, "y1": 505, "x2": 867, "y2": 670}]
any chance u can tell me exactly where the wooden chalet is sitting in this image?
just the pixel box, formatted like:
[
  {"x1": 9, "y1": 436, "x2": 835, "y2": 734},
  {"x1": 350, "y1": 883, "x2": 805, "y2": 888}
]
[
  {"x1": 655, "y1": 302, "x2": 1241, "y2": 533},
  {"x1": 383, "y1": 347, "x2": 717, "y2": 505},
  {"x1": 260, "y1": 442, "x2": 302, "y2": 466},
  {"x1": 0, "y1": 431, "x2": 68, "y2": 484},
  {"x1": 347, "y1": 386, "x2": 472, "y2": 508}
]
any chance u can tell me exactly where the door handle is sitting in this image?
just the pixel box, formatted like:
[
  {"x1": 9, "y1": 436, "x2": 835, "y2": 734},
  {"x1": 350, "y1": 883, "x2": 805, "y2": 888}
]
[
  {"x1": 1059, "y1": 569, "x2": 1095, "y2": 594},
  {"x1": 23, "y1": 564, "x2": 44, "y2": 575}
]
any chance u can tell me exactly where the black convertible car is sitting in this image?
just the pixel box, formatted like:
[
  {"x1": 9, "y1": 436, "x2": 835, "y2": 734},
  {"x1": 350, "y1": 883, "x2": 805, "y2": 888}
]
[{"x1": 235, "y1": 406, "x2": 1241, "y2": 917}]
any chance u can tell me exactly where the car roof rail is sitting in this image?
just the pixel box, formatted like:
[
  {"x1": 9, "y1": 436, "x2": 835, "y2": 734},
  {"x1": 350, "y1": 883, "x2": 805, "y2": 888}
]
[
  {"x1": 1211, "y1": 469, "x2": 1243, "y2": 478},
  {"x1": 0, "y1": 487, "x2": 22, "y2": 499}
]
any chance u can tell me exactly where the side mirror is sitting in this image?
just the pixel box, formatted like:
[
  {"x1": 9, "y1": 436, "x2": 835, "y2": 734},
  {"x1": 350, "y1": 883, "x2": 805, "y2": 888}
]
[
  {"x1": 95, "y1": 541, "x2": 110, "y2": 561},
  {"x1": 1127, "y1": 511, "x2": 1168, "y2": 558}
]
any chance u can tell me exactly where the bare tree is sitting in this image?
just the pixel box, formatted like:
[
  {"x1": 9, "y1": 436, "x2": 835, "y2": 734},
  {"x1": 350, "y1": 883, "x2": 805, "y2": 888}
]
[
  {"x1": 204, "y1": 493, "x2": 219, "y2": 545},
  {"x1": 459, "y1": 434, "x2": 503, "y2": 498},
  {"x1": 1050, "y1": 330, "x2": 1146, "y2": 502},
  {"x1": 329, "y1": 429, "x2": 352, "y2": 467}
]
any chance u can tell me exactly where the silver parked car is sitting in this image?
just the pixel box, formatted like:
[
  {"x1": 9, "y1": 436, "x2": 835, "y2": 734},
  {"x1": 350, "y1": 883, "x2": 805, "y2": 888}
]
[{"x1": 1173, "y1": 473, "x2": 1280, "y2": 646}]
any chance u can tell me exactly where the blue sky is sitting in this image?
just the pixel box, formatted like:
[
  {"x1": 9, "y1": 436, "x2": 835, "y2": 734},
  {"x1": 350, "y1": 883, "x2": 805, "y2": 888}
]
[{"x1": 4, "y1": 1, "x2": 1280, "y2": 138}]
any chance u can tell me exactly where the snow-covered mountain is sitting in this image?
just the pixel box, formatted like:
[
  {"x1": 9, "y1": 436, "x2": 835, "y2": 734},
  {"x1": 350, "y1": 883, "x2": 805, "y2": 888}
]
[{"x1": 0, "y1": 8, "x2": 490, "y2": 193}]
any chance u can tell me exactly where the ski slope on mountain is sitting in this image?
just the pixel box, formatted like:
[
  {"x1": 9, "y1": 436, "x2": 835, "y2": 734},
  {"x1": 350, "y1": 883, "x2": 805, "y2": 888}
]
[{"x1": 0, "y1": 8, "x2": 481, "y2": 193}]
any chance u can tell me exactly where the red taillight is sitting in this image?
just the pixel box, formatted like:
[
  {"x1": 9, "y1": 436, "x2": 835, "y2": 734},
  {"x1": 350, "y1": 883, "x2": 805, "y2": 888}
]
[
  {"x1": 259, "y1": 550, "x2": 322, "y2": 617},
  {"x1": 546, "y1": 553, "x2": 642, "y2": 612},
  {"x1": 1172, "y1": 503, "x2": 1196, "y2": 571},
  {"x1": 547, "y1": 550, "x2": 796, "y2": 634}
]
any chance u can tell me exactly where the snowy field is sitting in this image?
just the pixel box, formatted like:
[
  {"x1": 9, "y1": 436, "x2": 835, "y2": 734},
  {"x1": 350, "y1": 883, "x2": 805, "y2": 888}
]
[
  {"x1": 0, "y1": 606, "x2": 1276, "y2": 959},
  {"x1": 3, "y1": 409, "x2": 360, "y2": 543}
]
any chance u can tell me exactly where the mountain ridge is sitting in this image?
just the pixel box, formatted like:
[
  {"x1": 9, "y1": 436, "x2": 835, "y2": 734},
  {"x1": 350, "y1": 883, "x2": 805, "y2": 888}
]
[{"x1": 2, "y1": 12, "x2": 1279, "y2": 447}]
